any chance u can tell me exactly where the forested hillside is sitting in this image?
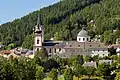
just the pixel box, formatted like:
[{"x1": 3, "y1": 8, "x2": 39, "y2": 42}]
[{"x1": 0, "y1": 0, "x2": 120, "y2": 49}]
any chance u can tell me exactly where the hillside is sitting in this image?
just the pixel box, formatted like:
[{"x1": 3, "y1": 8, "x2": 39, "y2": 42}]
[{"x1": 0, "y1": 0, "x2": 120, "y2": 49}]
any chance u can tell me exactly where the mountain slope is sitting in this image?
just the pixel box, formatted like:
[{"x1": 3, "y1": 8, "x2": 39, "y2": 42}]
[{"x1": 0, "y1": 0, "x2": 120, "y2": 49}]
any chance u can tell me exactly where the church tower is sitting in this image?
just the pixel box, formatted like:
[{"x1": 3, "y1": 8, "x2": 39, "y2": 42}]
[
  {"x1": 33, "y1": 14, "x2": 44, "y2": 55},
  {"x1": 77, "y1": 27, "x2": 90, "y2": 42}
]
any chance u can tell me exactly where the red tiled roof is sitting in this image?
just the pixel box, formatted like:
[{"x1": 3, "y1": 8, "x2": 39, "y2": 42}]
[
  {"x1": 4, "y1": 50, "x2": 11, "y2": 54},
  {"x1": 108, "y1": 44, "x2": 120, "y2": 48}
]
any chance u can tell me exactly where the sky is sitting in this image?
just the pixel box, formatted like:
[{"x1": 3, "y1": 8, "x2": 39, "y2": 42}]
[{"x1": 0, "y1": 0, "x2": 59, "y2": 25}]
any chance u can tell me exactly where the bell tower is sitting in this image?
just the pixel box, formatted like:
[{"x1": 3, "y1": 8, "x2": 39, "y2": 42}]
[{"x1": 33, "y1": 14, "x2": 44, "y2": 55}]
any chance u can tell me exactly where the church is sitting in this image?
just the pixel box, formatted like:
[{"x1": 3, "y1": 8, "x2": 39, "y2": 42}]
[{"x1": 33, "y1": 16, "x2": 109, "y2": 58}]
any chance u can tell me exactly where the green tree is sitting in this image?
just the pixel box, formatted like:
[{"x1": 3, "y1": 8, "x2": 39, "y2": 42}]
[
  {"x1": 22, "y1": 34, "x2": 34, "y2": 49},
  {"x1": 48, "y1": 68, "x2": 58, "y2": 80},
  {"x1": 73, "y1": 64, "x2": 86, "y2": 78},
  {"x1": 84, "y1": 56, "x2": 93, "y2": 62},
  {"x1": 36, "y1": 66, "x2": 45, "y2": 80},
  {"x1": 54, "y1": 32, "x2": 63, "y2": 41},
  {"x1": 7, "y1": 43, "x2": 16, "y2": 50},
  {"x1": 103, "y1": 31, "x2": 111, "y2": 45},
  {"x1": 115, "y1": 72, "x2": 120, "y2": 80},
  {"x1": 96, "y1": 63, "x2": 111, "y2": 78},
  {"x1": 85, "y1": 67, "x2": 96, "y2": 79},
  {"x1": 64, "y1": 68, "x2": 73, "y2": 80},
  {"x1": 35, "y1": 47, "x2": 48, "y2": 59}
]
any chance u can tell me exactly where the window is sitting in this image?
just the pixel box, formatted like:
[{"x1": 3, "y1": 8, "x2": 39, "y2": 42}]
[
  {"x1": 49, "y1": 48, "x2": 52, "y2": 53},
  {"x1": 98, "y1": 45, "x2": 100, "y2": 47},
  {"x1": 87, "y1": 38, "x2": 89, "y2": 41},
  {"x1": 83, "y1": 38, "x2": 85, "y2": 41},
  {"x1": 37, "y1": 39, "x2": 39, "y2": 44},
  {"x1": 70, "y1": 45, "x2": 72, "y2": 47},
  {"x1": 37, "y1": 48, "x2": 39, "y2": 51},
  {"x1": 79, "y1": 38, "x2": 81, "y2": 41},
  {"x1": 54, "y1": 48, "x2": 56, "y2": 53},
  {"x1": 59, "y1": 48, "x2": 61, "y2": 51},
  {"x1": 78, "y1": 45, "x2": 80, "y2": 47},
  {"x1": 90, "y1": 45, "x2": 92, "y2": 47}
]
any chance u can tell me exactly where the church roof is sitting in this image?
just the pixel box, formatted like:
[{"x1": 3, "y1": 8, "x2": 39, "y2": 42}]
[{"x1": 77, "y1": 27, "x2": 89, "y2": 37}]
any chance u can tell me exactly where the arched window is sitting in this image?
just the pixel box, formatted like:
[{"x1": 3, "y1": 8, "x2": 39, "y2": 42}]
[
  {"x1": 90, "y1": 45, "x2": 92, "y2": 47},
  {"x1": 87, "y1": 38, "x2": 89, "y2": 41},
  {"x1": 79, "y1": 38, "x2": 81, "y2": 41},
  {"x1": 37, "y1": 48, "x2": 39, "y2": 51},
  {"x1": 98, "y1": 45, "x2": 100, "y2": 47},
  {"x1": 49, "y1": 48, "x2": 52, "y2": 53},
  {"x1": 37, "y1": 39, "x2": 39, "y2": 44},
  {"x1": 59, "y1": 48, "x2": 61, "y2": 52},
  {"x1": 83, "y1": 38, "x2": 85, "y2": 41},
  {"x1": 54, "y1": 48, "x2": 56, "y2": 53}
]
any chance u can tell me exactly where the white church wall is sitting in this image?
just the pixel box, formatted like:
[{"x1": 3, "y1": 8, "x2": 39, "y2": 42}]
[
  {"x1": 91, "y1": 50, "x2": 109, "y2": 57},
  {"x1": 77, "y1": 36, "x2": 90, "y2": 42}
]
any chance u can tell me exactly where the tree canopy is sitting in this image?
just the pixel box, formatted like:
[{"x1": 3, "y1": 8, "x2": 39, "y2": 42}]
[{"x1": 0, "y1": 0, "x2": 120, "y2": 48}]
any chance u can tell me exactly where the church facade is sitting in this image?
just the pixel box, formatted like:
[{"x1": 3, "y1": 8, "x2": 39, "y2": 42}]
[{"x1": 33, "y1": 16, "x2": 109, "y2": 58}]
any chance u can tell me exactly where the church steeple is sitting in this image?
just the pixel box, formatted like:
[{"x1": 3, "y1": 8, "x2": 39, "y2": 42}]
[
  {"x1": 35, "y1": 14, "x2": 44, "y2": 34},
  {"x1": 37, "y1": 13, "x2": 42, "y2": 26},
  {"x1": 33, "y1": 13, "x2": 44, "y2": 55}
]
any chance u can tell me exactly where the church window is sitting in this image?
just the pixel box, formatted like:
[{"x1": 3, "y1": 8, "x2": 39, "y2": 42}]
[
  {"x1": 87, "y1": 38, "x2": 89, "y2": 41},
  {"x1": 37, "y1": 48, "x2": 39, "y2": 51},
  {"x1": 59, "y1": 48, "x2": 61, "y2": 51},
  {"x1": 98, "y1": 45, "x2": 100, "y2": 47},
  {"x1": 83, "y1": 38, "x2": 85, "y2": 41},
  {"x1": 37, "y1": 39, "x2": 39, "y2": 44},
  {"x1": 49, "y1": 48, "x2": 52, "y2": 53},
  {"x1": 90, "y1": 45, "x2": 92, "y2": 47},
  {"x1": 79, "y1": 38, "x2": 81, "y2": 41},
  {"x1": 54, "y1": 48, "x2": 56, "y2": 53}
]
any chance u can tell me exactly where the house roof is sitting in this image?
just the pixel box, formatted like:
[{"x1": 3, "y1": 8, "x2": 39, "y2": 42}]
[
  {"x1": 83, "y1": 62, "x2": 97, "y2": 68},
  {"x1": 26, "y1": 50, "x2": 33, "y2": 55},
  {"x1": 43, "y1": 42, "x2": 58, "y2": 46},
  {"x1": 3, "y1": 50, "x2": 11, "y2": 54},
  {"x1": 99, "y1": 60, "x2": 112, "y2": 64},
  {"x1": 108, "y1": 44, "x2": 120, "y2": 49}
]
